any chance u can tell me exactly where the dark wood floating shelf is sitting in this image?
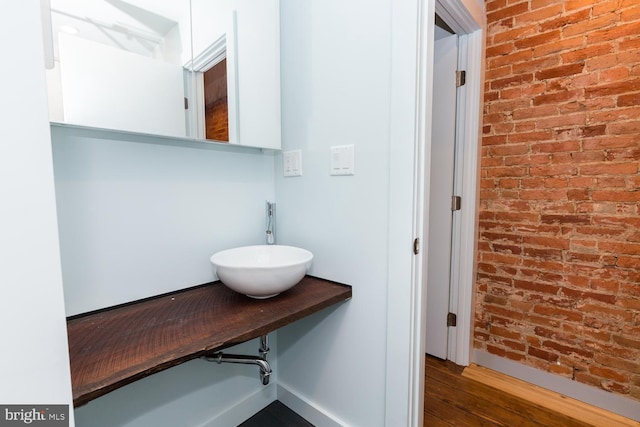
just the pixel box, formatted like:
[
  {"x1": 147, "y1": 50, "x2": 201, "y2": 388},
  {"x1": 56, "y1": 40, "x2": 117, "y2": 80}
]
[{"x1": 67, "y1": 276, "x2": 352, "y2": 407}]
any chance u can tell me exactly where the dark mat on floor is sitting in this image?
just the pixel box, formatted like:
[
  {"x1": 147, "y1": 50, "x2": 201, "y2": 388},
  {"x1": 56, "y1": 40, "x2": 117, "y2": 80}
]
[{"x1": 238, "y1": 400, "x2": 314, "y2": 427}]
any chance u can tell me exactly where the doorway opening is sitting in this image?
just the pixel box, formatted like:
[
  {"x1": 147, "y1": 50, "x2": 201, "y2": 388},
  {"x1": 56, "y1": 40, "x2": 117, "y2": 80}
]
[
  {"x1": 421, "y1": 2, "x2": 484, "y2": 368},
  {"x1": 424, "y1": 14, "x2": 459, "y2": 361}
]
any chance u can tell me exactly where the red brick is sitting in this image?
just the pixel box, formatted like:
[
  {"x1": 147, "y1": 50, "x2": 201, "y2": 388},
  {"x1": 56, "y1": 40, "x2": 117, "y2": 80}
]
[
  {"x1": 587, "y1": 21, "x2": 640, "y2": 44},
  {"x1": 542, "y1": 340, "x2": 594, "y2": 359},
  {"x1": 613, "y1": 335, "x2": 640, "y2": 350},
  {"x1": 536, "y1": 113, "x2": 587, "y2": 129},
  {"x1": 508, "y1": 131, "x2": 554, "y2": 143},
  {"x1": 562, "y1": 13, "x2": 620, "y2": 38},
  {"x1": 618, "y1": 93, "x2": 640, "y2": 107},
  {"x1": 564, "y1": 0, "x2": 598, "y2": 12},
  {"x1": 533, "y1": 36, "x2": 584, "y2": 58},
  {"x1": 592, "y1": 190, "x2": 640, "y2": 203},
  {"x1": 599, "y1": 241, "x2": 640, "y2": 256},
  {"x1": 620, "y1": 5, "x2": 640, "y2": 22},
  {"x1": 561, "y1": 288, "x2": 618, "y2": 305},
  {"x1": 487, "y1": 0, "x2": 507, "y2": 13},
  {"x1": 513, "y1": 57, "x2": 562, "y2": 75},
  {"x1": 531, "y1": 140, "x2": 580, "y2": 153},
  {"x1": 600, "y1": 67, "x2": 630, "y2": 83},
  {"x1": 607, "y1": 121, "x2": 640, "y2": 135},
  {"x1": 483, "y1": 135, "x2": 508, "y2": 146},
  {"x1": 515, "y1": 4, "x2": 564, "y2": 25},
  {"x1": 514, "y1": 30, "x2": 561, "y2": 49},
  {"x1": 530, "y1": 164, "x2": 578, "y2": 176},
  {"x1": 487, "y1": 42, "x2": 516, "y2": 58},
  {"x1": 580, "y1": 304, "x2": 635, "y2": 322},
  {"x1": 535, "y1": 63, "x2": 585, "y2": 80},
  {"x1": 540, "y1": 9, "x2": 591, "y2": 31},
  {"x1": 589, "y1": 365, "x2": 629, "y2": 383},
  {"x1": 586, "y1": 53, "x2": 620, "y2": 72},
  {"x1": 585, "y1": 78, "x2": 640, "y2": 98},
  {"x1": 561, "y1": 43, "x2": 615, "y2": 63},
  {"x1": 540, "y1": 214, "x2": 591, "y2": 224},
  {"x1": 581, "y1": 163, "x2": 639, "y2": 176},
  {"x1": 522, "y1": 247, "x2": 564, "y2": 261},
  {"x1": 532, "y1": 90, "x2": 582, "y2": 106},
  {"x1": 491, "y1": 74, "x2": 534, "y2": 90},
  {"x1": 487, "y1": 2, "x2": 530, "y2": 24},
  {"x1": 493, "y1": 24, "x2": 539, "y2": 44},
  {"x1": 486, "y1": 167, "x2": 529, "y2": 178},
  {"x1": 490, "y1": 49, "x2": 535, "y2": 69},
  {"x1": 528, "y1": 346, "x2": 559, "y2": 362}
]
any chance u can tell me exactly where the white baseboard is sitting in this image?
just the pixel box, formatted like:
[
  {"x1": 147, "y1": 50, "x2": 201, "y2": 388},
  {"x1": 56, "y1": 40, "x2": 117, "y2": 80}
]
[
  {"x1": 277, "y1": 383, "x2": 347, "y2": 427},
  {"x1": 472, "y1": 350, "x2": 640, "y2": 422},
  {"x1": 199, "y1": 384, "x2": 276, "y2": 427}
]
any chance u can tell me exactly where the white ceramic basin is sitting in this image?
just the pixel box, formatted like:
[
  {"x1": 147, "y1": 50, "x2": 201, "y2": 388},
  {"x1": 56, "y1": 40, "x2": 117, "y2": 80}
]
[{"x1": 210, "y1": 245, "x2": 313, "y2": 299}]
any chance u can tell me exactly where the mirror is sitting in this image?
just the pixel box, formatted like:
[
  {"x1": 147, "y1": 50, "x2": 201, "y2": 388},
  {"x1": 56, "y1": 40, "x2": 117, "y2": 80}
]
[
  {"x1": 46, "y1": 0, "x2": 192, "y2": 138},
  {"x1": 45, "y1": 0, "x2": 281, "y2": 149}
]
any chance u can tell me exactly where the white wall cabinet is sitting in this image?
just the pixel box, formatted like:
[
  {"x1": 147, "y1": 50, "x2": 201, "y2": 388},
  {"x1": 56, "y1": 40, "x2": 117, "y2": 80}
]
[{"x1": 45, "y1": 0, "x2": 281, "y2": 150}]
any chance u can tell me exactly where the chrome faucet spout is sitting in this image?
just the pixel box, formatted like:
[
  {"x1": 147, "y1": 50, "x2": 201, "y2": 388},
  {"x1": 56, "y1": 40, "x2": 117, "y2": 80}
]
[{"x1": 266, "y1": 201, "x2": 276, "y2": 245}]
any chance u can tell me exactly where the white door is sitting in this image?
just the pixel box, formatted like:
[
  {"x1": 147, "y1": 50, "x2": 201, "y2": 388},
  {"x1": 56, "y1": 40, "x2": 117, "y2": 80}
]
[{"x1": 425, "y1": 30, "x2": 458, "y2": 359}]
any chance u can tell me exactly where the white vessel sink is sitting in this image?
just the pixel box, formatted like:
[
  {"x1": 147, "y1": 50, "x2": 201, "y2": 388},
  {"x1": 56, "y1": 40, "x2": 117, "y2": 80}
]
[{"x1": 210, "y1": 245, "x2": 313, "y2": 299}]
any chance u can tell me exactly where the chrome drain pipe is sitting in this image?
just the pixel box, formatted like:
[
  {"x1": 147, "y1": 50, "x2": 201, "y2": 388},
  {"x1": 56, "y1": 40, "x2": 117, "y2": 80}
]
[{"x1": 202, "y1": 335, "x2": 272, "y2": 385}]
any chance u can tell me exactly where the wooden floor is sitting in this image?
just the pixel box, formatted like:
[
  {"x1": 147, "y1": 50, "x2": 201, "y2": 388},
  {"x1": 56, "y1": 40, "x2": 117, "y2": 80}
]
[{"x1": 424, "y1": 355, "x2": 591, "y2": 426}]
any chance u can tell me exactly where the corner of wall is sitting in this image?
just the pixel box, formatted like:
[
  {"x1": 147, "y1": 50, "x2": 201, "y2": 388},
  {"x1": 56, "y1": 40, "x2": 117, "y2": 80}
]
[{"x1": 276, "y1": 383, "x2": 346, "y2": 427}]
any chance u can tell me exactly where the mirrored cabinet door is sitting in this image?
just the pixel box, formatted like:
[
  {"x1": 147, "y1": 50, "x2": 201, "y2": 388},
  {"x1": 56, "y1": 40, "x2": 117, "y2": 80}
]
[
  {"x1": 46, "y1": 0, "x2": 193, "y2": 138},
  {"x1": 44, "y1": 0, "x2": 281, "y2": 150},
  {"x1": 190, "y1": 0, "x2": 281, "y2": 149}
]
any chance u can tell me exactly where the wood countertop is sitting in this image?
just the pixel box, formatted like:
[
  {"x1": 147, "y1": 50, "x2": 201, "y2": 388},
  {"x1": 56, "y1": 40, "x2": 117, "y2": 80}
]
[{"x1": 66, "y1": 276, "x2": 351, "y2": 407}]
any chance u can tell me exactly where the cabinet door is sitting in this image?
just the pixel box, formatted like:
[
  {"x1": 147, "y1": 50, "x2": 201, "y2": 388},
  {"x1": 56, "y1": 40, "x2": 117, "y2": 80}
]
[
  {"x1": 46, "y1": 0, "x2": 192, "y2": 138},
  {"x1": 191, "y1": 0, "x2": 281, "y2": 149}
]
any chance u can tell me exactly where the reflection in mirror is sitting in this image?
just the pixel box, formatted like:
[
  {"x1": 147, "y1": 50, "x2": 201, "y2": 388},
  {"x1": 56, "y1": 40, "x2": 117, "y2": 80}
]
[
  {"x1": 204, "y1": 59, "x2": 229, "y2": 141},
  {"x1": 190, "y1": 0, "x2": 281, "y2": 149},
  {"x1": 187, "y1": 22, "x2": 235, "y2": 143},
  {"x1": 46, "y1": 0, "x2": 191, "y2": 138},
  {"x1": 189, "y1": 0, "x2": 238, "y2": 144}
]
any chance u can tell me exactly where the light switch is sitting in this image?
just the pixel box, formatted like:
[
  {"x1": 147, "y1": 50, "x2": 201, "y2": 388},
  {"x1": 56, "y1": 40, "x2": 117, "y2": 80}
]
[
  {"x1": 283, "y1": 149, "x2": 302, "y2": 176},
  {"x1": 330, "y1": 145, "x2": 355, "y2": 176}
]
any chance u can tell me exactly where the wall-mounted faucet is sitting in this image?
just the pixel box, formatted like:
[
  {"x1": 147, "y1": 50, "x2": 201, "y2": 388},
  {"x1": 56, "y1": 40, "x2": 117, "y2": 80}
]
[{"x1": 266, "y1": 201, "x2": 276, "y2": 245}]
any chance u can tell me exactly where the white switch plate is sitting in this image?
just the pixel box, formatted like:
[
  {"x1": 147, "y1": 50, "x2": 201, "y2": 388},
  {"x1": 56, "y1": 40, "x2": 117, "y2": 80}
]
[
  {"x1": 283, "y1": 149, "x2": 302, "y2": 176},
  {"x1": 330, "y1": 144, "x2": 355, "y2": 176}
]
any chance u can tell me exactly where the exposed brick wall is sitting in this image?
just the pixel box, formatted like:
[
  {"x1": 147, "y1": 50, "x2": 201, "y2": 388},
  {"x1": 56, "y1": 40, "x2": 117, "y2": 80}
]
[
  {"x1": 476, "y1": 0, "x2": 640, "y2": 401},
  {"x1": 205, "y1": 96, "x2": 229, "y2": 141}
]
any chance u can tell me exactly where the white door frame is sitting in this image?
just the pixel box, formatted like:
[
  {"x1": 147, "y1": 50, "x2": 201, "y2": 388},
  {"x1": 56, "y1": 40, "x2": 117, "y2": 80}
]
[
  {"x1": 385, "y1": 0, "x2": 484, "y2": 425},
  {"x1": 446, "y1": 23, "x2": 485, "y2": 366}
]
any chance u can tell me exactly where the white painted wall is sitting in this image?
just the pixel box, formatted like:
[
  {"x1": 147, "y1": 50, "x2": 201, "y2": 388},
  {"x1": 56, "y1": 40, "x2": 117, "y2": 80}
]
[
  {"x1": 274, "y1": 0, "x2": 393, "y2": 425},
  {"x1": 0, "y1": 0, "x2": 73, "y2": 419},
  {"x1": 52, "y1": 127, "x2": 275, "y2": 315},
  {"x1": 51, "y1": 128, "x2": 277, "y2": 425}
]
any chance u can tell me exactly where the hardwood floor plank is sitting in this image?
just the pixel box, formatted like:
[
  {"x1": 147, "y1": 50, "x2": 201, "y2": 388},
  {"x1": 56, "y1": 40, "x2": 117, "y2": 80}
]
[
  {"x1": 463, "y1": 364, "x2": 639, "y2": 427},
  {"x1": 424, "y1": 355, "x2": 593, "y2": 427}
]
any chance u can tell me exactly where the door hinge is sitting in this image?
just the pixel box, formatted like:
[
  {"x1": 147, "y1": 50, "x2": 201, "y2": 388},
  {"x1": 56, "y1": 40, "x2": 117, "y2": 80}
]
[
  {"x1": 451, "y1": 195, "x2": 462, "y2": 211},
  {"x1": 413, "y1": 238, "x2": 420, "y2": 255},
  {"x1": 184, "y1": 97, "x2": 189, "y2": 109},
  {"x1": 456, "y1": 70, "x2": 466, "y2": 87},
  {"x1": 447, "y1": 312, "x2": 457, "y2": 327}
]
